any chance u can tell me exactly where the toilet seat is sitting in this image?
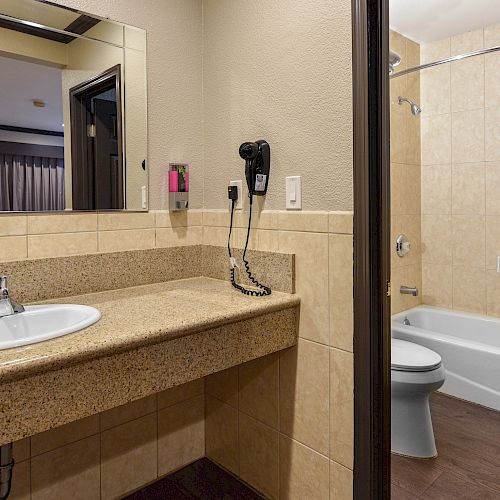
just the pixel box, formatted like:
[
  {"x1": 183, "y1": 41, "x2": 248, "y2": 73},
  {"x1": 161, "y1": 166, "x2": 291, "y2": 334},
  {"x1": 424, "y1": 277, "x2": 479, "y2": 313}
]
[{"x1": 391, "y1": 339, "x2": 442, "y2": 372}]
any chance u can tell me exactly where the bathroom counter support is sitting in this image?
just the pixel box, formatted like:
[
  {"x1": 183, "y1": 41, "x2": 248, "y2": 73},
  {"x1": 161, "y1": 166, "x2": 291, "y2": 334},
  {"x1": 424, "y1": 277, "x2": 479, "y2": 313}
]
[{"x1": 0, "y1": 277, "x2": 299, "y2": 445}]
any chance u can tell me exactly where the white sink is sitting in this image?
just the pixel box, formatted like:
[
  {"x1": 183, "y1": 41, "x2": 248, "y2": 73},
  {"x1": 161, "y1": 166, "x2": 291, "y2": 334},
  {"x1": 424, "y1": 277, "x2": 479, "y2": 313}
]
[{"x1": 0, "y1": 304, "x2": 101, "y2": 350}]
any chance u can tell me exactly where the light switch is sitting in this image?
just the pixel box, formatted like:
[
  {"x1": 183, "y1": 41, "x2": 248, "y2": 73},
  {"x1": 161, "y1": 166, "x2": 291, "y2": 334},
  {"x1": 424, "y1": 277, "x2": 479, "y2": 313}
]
[
  {"x1": 286, "y1": 176, "x2": 302, "y2": 209},
  {"x1": 141, "y1": 186, "x2": 147, "y2": 209},
  {"x1": 230, "y1": 180, "x2": 243, "y2": 210}
]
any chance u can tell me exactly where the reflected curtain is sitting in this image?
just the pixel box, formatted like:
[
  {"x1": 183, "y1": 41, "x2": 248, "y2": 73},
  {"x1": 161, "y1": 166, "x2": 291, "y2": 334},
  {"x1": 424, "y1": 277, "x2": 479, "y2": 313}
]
[{"x1": 0, "y1": 155, "x2": 65, "y2": 211}]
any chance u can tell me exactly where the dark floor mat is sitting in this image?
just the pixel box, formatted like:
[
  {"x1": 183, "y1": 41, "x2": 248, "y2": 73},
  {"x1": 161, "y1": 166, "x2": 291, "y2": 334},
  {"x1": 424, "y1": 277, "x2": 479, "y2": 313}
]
[{"x1": 124, "y1": 458, "x2": 264, "y2": 500}]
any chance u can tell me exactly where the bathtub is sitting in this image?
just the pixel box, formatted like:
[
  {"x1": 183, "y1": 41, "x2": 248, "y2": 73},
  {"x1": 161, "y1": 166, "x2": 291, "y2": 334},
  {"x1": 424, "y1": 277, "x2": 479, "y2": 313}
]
[{"x1": 392, "y1": 306, "x2": 500, "y2": 411}]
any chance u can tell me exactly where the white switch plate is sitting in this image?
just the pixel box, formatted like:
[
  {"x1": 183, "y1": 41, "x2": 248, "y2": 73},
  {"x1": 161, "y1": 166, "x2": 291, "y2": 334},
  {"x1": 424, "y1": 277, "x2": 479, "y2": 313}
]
[
  {"x1": 141, "y1": 185, "x2": 147, "y2": 209},
  {"x1": 497, "y1": 256, "x2": 500, "y2": 273},
  {"x1": 230, "y1": 180, "x2": 243, "y2": 210},
  {"x1": 286, "y1": 176, "x2": 302, "y2": 210}
]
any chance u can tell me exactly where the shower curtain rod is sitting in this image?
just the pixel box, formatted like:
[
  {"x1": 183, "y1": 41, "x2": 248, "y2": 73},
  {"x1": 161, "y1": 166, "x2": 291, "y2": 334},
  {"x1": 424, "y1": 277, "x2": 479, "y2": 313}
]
[{"x1": 390, "y1": 43, "x2": 500, "y2": 78}]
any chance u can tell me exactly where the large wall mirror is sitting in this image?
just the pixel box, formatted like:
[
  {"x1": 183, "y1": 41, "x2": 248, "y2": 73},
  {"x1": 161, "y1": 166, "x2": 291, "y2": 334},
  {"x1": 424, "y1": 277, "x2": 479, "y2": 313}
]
[{"x1": 0, "y1": 0, "x2": 147, "y2": 212}]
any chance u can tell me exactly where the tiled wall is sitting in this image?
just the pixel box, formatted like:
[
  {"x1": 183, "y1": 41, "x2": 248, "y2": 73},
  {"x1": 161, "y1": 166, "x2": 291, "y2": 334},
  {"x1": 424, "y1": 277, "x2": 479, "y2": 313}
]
[
  {"x1": 389, "y1": 31, "x2": 422, "y2": 314},
  {"x1": 9, "y1": 379, "x2": 204, "y2": 500},
  {"x1": 203, "y1": 210, "x2": 354, "y2": 499},
  {"x1": 420, "y1": 23, "x2": 500, "y2": 315}
]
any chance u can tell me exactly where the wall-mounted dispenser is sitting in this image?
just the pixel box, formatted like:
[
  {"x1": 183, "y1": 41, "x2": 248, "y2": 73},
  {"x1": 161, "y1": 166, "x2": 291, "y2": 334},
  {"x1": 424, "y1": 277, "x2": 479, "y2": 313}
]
[{"x1": 169, "y1": 163, "x2": 189, "y2": 211}]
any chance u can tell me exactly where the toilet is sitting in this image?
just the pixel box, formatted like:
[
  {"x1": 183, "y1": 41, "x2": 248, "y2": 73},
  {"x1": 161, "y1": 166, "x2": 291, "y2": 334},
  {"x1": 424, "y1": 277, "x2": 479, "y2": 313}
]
[{"x1": 391, "y1": 339, "x2": 445, "y2": 458}]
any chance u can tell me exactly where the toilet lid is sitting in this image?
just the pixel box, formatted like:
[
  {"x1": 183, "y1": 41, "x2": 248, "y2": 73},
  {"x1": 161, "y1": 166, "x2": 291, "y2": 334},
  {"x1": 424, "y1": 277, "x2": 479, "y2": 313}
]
[{"x1": 391, "y1": 339, "x2": 442, "y2": 372}]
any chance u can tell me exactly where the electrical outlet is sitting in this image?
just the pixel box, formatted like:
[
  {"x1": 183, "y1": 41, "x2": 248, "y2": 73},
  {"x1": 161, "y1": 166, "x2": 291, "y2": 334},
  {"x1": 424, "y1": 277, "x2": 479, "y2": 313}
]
[{"x1": 230, "y1": 180, "x2": 243, "y2": 209}]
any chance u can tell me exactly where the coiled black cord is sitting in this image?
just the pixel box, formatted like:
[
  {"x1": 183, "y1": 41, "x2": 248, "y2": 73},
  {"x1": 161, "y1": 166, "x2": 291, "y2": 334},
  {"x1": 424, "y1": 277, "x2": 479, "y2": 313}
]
[{"x1": 228, "y1": 194, "x2": 271, "y2": 296}]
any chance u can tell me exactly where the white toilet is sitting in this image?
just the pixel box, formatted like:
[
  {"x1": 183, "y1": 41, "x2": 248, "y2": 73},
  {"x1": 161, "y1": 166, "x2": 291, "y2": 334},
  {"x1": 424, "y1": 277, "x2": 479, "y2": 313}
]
[{"x1": 391, "y1": 339, "x2": 445, "y2": 458}]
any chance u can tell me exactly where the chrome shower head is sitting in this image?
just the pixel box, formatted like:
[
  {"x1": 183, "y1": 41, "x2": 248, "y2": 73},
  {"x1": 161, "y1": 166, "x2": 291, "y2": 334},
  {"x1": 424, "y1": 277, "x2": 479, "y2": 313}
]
[
  {"x1": 398, "y1": 96, "x2": 421, "y2": 116},
  {"x1": 389, "y1": 50, "x2": 401, "y2": 74}
]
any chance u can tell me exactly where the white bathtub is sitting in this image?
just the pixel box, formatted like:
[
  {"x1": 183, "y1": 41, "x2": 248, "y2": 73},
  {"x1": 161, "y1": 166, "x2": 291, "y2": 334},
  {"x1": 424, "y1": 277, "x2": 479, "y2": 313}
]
[{"x1": 392, "y1": 306, "x2": 500, "y2": 411}]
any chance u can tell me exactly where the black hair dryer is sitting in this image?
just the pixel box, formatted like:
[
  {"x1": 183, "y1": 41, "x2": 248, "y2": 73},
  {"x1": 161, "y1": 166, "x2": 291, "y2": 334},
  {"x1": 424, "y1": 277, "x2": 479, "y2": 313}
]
[{"x1": 239, "y1": 140, "x2": 270, "y2": 196}]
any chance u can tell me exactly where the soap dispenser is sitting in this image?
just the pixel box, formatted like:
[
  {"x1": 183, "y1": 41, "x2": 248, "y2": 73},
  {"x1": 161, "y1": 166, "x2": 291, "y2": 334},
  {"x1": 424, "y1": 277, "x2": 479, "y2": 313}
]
[{"x1": 169, "y1": 163, "x2": 189, "y2": 210}]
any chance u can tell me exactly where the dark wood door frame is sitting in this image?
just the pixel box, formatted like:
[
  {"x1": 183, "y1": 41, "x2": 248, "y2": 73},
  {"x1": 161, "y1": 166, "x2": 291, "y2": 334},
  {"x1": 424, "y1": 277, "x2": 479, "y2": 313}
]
[{"x1": 352, "y1": 0, "x2": 391, "y2": 498}]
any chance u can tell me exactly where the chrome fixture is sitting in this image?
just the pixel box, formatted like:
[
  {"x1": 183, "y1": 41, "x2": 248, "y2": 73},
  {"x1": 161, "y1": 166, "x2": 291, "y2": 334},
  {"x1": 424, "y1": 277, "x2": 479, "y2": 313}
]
[
  {"x1": 400, "y1": 286, "x2": 419, "y2": 297},
  {"x1": 396, "y1": 234, "x2": 411, "y2": 257},
  {"x1": 403, "y1": 317, "x2": 411, "y2": 326},
  {"x1": 398, "y1": 96, "x2": 421, "y2": 116},
  {"x1": 0, "y1": 276, "x2": 24, "y2": 318},
  {"x1": 389, "y1": 50, "x2": 401, "y2": 74},
  {"x1": 0, "y1": 443, "x2": 13, "y2": 500}
]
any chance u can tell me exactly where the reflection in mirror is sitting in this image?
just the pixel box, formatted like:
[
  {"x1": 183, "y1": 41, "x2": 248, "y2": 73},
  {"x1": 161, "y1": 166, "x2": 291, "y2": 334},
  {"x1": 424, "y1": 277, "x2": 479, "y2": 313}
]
[{"x1": 0, "y1": 0, "x2": 147, "y2": 212}]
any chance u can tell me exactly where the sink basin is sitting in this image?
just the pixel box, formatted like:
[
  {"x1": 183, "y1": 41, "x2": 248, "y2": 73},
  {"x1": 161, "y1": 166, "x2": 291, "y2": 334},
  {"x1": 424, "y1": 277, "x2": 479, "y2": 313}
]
[{"x1": 0, "y1": 304, "x2": 101, "y2": 350}]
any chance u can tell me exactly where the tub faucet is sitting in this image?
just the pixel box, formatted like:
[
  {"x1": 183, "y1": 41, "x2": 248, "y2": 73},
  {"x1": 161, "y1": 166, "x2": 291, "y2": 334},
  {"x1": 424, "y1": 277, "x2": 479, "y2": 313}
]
[
  {"x1": 400, "y1": 285, "x2": 418, "y2": 297},
  {"x1": 0, "y1": 276, "x2": 24, "y2": 318}
]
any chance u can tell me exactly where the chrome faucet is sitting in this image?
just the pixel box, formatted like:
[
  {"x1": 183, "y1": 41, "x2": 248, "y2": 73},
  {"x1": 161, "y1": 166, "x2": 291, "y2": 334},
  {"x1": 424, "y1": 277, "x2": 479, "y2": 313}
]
[
  {"x1": 400, "y1": 285, "x2": 418, "y2": 297},
  {"x1": 0, "y1": 276, "x2": 24, "y2": 318}
]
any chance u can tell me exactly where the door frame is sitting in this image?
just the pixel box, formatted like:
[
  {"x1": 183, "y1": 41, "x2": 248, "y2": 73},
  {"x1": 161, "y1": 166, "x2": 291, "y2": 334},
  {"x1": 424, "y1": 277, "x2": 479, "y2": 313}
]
[
  {"x1": 352, "y1": 0, "x2": 391, "y2": 498},
  {"x1": 69, "y1": 64, "x2": 123, "y2": 210}
]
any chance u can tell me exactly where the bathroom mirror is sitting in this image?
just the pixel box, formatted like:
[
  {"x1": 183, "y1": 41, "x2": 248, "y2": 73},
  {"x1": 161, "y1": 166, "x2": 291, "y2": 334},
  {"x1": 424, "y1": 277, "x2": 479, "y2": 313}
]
[{"x1": 0, "y1": 0, "x2": 147, "y2": 212}]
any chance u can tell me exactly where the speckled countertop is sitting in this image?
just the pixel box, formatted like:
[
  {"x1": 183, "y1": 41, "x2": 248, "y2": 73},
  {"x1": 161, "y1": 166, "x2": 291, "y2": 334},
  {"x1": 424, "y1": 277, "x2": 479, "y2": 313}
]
[{"x1": 0, "y1": 277, "x2": 299, "y2": 383}]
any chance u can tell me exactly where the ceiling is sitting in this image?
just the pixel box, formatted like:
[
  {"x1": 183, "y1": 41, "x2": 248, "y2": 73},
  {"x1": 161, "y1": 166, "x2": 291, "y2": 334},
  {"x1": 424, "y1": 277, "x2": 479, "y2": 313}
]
[
  {"x1": 0, "y1": 55, "x2": 63, "y2": 132},
  {"x1": 390, "y1": 0, "x2": 500, "y2": 44}
]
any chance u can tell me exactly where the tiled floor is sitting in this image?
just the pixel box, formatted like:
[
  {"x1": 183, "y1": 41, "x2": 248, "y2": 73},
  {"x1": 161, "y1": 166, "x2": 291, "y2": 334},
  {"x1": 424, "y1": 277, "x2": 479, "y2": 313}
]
[
  {"x1": 391, "y1": 393, "x2": 500, "y2": 499},
  {"x1": 124, "y1": 458, "x2": 263, "y2": 499}
]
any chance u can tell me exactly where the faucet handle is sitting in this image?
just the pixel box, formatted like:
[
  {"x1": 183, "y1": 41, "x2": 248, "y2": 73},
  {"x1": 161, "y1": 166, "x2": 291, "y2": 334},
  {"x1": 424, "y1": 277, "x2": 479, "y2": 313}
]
[{"x1": 0, "y1": 276, "x2": 7, "y2": 289}]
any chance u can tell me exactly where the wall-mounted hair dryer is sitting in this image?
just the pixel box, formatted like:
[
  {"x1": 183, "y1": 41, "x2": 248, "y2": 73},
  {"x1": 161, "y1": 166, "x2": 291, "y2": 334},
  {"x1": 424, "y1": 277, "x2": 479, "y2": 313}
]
[{"x1": 239, "y1": 140, "x2": 270, "y2": 196}]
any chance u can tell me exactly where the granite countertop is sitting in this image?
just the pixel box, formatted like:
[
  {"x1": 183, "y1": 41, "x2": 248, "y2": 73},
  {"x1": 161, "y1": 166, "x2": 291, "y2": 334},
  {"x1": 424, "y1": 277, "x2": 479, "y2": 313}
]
[{"x1": 0, "y1": 277, "x2": 299, "y2": 383}]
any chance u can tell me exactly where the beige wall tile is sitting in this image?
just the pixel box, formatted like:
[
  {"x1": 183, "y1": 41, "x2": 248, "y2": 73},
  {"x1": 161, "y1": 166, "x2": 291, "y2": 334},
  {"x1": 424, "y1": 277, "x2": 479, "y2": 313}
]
[
  {"x1": 421, "y1": 165, "x2": 451, "y2": 215},
  {"x1": 421, "y1": 114, "x2": 452, "y2": 166},
  {"x1": 0, "y1": 236, "x2": 27, "y2": 261},
  {"x1": 238, "y1": 352, "x2": 279, "y2": 429},
  {"x1": 422, "y1": 264, "x2": 453, "y2": 308},
  {"x1": 157, "y1": 379, "x2": 204, "y2": 409},
  {"x1": 452, "y1": 163, "x2": 485, "y2": 215},
  {"x1": 205, "y1": 366, "x2": 239, "y2": 408},
  {"x1": 100, "y1": 413, "x2": 157, "y2": 499},
  {"x1": 27, "y1": 213, "x2": 97, "y2": 234},
  {"x1": 203, "y1": 210, "x2": 229, "y2": 227},
  {"x1": 391, "y1": 164, "x2": 420, "y2": 216},
  {"x1": 421, "y1": 38, "x2": 450, "y2": 64},
  {"x1": 9, "y1": 458, "x2": 30, "y2": 500},
  {"x1": 421, "y1": 215, "x2": 452, "y2": 265},
  {"x1": 486, "y1": 162, "x2": 500, "y2": 215},
  {"x1": 452, "y1": 109, "x2": 485, "y2": 163},
  {"x1": 242, "y1": 209, "x2": 279, "y2": 230},
  {"x1": 205, "y1": 395, "x2": 239, "y2": 475},
  {"x1": 100, "y1": 395, "x2": 156, "y2": 431},
  {"x1": 278, "y1": 211, "x2": 329, "y2": 233},
  {"x1": 390, "y1": 107, "x2": 408, "y2": 164},
  {"x1": 485, "y1": 52, "x2": 500, "y2": 108},
  {"x1": 279, "y1": 231, "x2": 329, "y2": 344},
  {"x1": 452, "y1": 215, "x2": 485, "y2": 267},
  {"x1": 98, "y1": 228, "x2": 155, "y2": 252},
  {"x1": 330, "y1": 348, "x2": 353, "y2": 469},
  {"x1": 406, "y1": 38, "x2": 420, "y2": 69},
  {"x1": 390, "y1": 30, "x2": 407, "y2": 72},
  {"x1": 202, "y1": 226, "x2": 228, "y2": 246},
  {"x1": 451, "y1": 57, "x2": 485, "y2": 112},
  {"x1": 158, "y1": 395, "x2": 205, "y2": 476},
  {"x1": 329, "y1": 211, "x2": 353, "y2": 234},
  {"x1": 31, "y1": 415, "x2": 99, "y2": 457},
  {"x1": 239, "y1": 413, "x2": 279, "y2": 500},
  {"x1": 279, "y1": 435, "x2": 329, "y2": 500},
  {"x1": 484, "y1": 22, "x2": 500, "y2": 46},
  {"x1": 255, "y1": 229, "x2": 279, "y2": 251},
  {"x1": 451, "y1": 28, "x2": 484, "y2": 56},
  {"x1": 420, "y1": 66, "x2": 450, "y2": 116},
  {"x1": 486, "y1": 269, "x2": 500, "y2": 316},
  {"x1": 28, "y1": 232, "x2": 97, "y2": 259},
  {"x1": 391, "y1": 215, "x2": 421, "y2": 269},
  {"x1": 330, "y1": 460, "x2": 353, "y2": 500},
  {"x1": 485, "y1": 106, "x2": 500, "y2": 161},
  {"x1": 391, "y1": 264, "x2": 422, "y2": 314},
  {"x1": 485, "y1": 216, "x2": 500, "y2": 270},
  {"x1": 97, "y1": 212, "x2": 155, "y2": 230},
  {"x1": 155, "y1": 210, "x2": 203, "y2": 228},
  {"x1": 31, "y1": 435, "x2": 100, "y2": 500},
  {"x1": 452, "y1": 266, "x2": 486, "y2": 314},
  {"x1": 155, "y1": 226, "x2": 202, "y2": 247},
  {"x1": 0, "y1": 215, "x2": 27, "y2": 236},
  {"x1": 279, "y1": 340, "x2": 329, "y2": 456},
  {"x1": 12, "y1": 437, "x2": 30, "y2": 463},
  {"x1": 329, "y1": 234, "x2": 353, "y2": 352},
  {"x1": 406, "y1": 107, "x2": 422, "y2": 166}
]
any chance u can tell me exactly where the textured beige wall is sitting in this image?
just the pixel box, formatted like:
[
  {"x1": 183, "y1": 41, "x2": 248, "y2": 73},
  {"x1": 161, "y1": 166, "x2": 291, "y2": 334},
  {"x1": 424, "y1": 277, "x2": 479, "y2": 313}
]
[
  {"x1": 203, "y1": 0, "x2": 353, "y2": 211},
  {"x1": 389, "y1": 31, "x2": 422, "y2": 314},
  {"x1": 52, "y1": 0, "x2": 204, "y2": 210},
  {"x1": 420, "y1": 23, "x2": 500, "y2": 316}
]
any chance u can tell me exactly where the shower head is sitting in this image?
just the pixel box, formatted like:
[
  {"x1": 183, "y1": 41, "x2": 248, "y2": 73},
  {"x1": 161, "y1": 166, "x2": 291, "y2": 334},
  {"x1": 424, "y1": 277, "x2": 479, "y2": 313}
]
[
  {"x1": 389, "y1": 50, "x2": 401, "y2": 74},
  {"x1": 398, "y1": 96, "x2": 422, "y2": 116}
]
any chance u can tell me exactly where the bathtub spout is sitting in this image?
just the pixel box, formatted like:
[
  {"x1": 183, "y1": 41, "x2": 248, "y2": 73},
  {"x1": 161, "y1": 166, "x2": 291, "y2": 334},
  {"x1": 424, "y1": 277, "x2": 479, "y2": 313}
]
[{"x1": 400, "y1": 286, "x2": 418, "y2": 297}]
